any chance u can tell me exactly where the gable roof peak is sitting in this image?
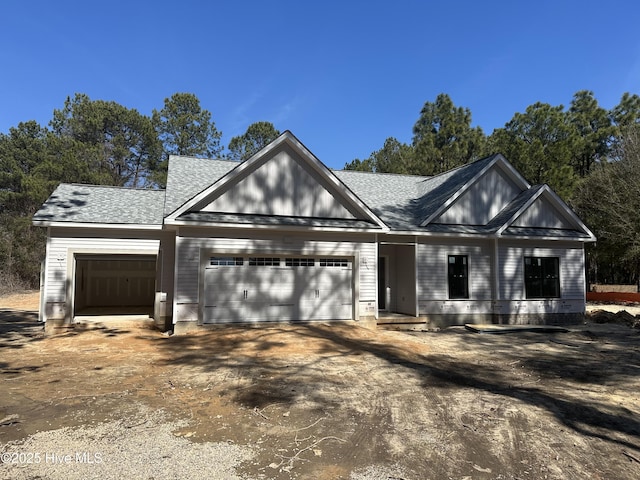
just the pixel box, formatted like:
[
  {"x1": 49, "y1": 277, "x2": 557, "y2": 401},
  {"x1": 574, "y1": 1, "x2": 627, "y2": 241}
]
[{"x1": 164, "y1": 130, "x2": 387, "y2": 229}]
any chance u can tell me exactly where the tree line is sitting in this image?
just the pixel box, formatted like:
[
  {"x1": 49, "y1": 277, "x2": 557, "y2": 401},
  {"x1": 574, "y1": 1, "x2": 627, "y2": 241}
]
[
  {"x1": 345, "y1": 91, "x2": 640, "y2": 286},
  {"x1": 0, "y1": 92, "x2": 280, "y2": 291},
  {"x1": 1, "y1": 90, "x2": 638, "y2": 290}
]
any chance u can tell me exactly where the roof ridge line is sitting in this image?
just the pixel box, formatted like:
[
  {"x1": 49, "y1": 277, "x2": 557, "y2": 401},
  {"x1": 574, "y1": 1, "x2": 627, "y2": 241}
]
[{"x1": 63, "y1": 183, "x2": 165, "y2": 192}]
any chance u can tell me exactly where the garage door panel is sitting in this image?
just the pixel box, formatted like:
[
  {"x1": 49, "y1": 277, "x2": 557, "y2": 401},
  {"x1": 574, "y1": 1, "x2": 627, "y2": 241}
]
[
  {"x1": 77, "y1": 256, "x2": 156, "y2": 309},
  {"x1": 203, "y1": 255, "x2": 353, "y2": 324},
  {"x1": 204, "y1": 303, "x2": 246, "y2": 324},
  {"x1": 205, "y1": 287, "x2": 245, "y2": 304},
  {"x1": 205, "y1": 267, "x2": 246, "y2": 284},
  {"x1": 264, "y1": 304, "x2": 296, "y2": 321}
]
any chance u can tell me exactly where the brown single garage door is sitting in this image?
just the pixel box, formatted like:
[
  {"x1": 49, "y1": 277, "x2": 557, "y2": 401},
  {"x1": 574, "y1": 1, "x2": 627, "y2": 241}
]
[{"x1": 73, "y1": 255, "x2": 156, "y2": 314}]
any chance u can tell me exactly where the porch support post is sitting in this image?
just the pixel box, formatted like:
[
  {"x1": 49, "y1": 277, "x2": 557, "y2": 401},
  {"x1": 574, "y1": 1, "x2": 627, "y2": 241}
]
[{"x1": 374, "y1": 234, "x2": 379, "y2": 320}]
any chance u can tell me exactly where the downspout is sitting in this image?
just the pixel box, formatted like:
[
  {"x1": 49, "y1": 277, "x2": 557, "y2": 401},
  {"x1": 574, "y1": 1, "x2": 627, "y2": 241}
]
[
  {"x1": 172, "y1": 227, "x2": 181, "y2": 327},
  {"x1": 39, "y1": 227, "x2": 51, "y2": 324},
  {"x1": 493, "y1": 236, "x2": 500, "y2": 323}
]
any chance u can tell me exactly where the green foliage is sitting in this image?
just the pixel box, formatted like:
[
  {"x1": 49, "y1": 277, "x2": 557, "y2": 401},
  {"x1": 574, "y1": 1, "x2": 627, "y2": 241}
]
[
  {"x1": 568, "y1": 90, "x2": 614, "y2": 177},
  {"x1": 152, "y1": 92, "x2": 222, "y2": 157},
  {"x1": 373, "y1": 138, "x2": 416, "y2": 174},
  {"x1": 345, "y1": 93, "x2": 486, "y2": 176},
  {"x1": 610, "y1": 92, "x2": 640, "y2": 128},
  {"x1": 0, "y1": 214, "x2": 46, "y2": 291},
  {"x1": 2, "y1": 88, "x2": 640, "y2": 290},
  {"x1": 0, "y1": 122, "x2": 55, "y2": 289},
  {"x1": 0, "y1": 91, "x2": 226, "y2": 290},
  {"x1": 344, "y1": 137, "x2": 415, "y2": 174},
  {"x1": 572, "y1": 125, "x2": 640, "y2": 283},
  {"x1": 151, "y1": 93, "x2": 222, "y2": 187},
  {"x1": 412, "y1": 94, "x2": 486, "y2": 175},
  {"x1": 51, "y1": 94, "x2": 162, "y2": 188},
  {"x1": 489, "y1": 102, "x2": 579, "y2": 199},
  {"x1": 227, "y1": 121, "x2": 280, "y2": 161},
  {"x1": 0, "y1": 121, "x2": 51, "y2": 215},
  {"x1": 343, "y1": 157, "x2": 375, "y2": 172}
]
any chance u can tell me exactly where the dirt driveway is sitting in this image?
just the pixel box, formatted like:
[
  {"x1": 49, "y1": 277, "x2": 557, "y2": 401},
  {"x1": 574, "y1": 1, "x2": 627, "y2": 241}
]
[{"x1": 1, "y1": 293, "x2": 640, "y2": 479}]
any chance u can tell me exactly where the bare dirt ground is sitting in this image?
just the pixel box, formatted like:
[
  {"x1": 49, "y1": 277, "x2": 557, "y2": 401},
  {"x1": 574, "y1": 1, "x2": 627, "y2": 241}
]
[{"x1": 1, "y1": 291, "x2": 640, "y2": 479}]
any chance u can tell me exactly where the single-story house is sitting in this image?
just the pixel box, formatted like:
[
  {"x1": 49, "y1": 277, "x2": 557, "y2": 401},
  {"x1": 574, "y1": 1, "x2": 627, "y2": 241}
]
[{"x1": 33, "y1": 131, "x2": 596, "y2": 333}]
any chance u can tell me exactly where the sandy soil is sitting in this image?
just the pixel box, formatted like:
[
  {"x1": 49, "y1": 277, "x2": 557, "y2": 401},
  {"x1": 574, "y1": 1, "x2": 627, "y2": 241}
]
[
  {"x1": 1, "y1": 292, "x2": 640, "y2": 479},
  {"x1": 0, "y1": 291, "x2": 41, "y2": 311}
]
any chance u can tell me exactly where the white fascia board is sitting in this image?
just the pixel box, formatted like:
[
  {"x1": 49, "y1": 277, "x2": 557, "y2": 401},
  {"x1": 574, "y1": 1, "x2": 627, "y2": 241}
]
[
  {"x1": 32, "y1": 221, "x2": 162, "y2": 230},
  {"x1": 386, "y1": 229, "x2": 590, "y2": 242},
  {"x1": 164, "y1": 218, "x2": 386, "y2": 234},
  {"x1": 386, "y1": 230, "x2": 495, "y2": 239},
  {"x1": 500, "y1": 234, "x2": 592, "y2": 242}
]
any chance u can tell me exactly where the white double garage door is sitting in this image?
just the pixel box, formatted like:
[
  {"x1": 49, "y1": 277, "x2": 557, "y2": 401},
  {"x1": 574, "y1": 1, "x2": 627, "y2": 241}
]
[{"x1": 203, "y1": 255, "x2": 353, "y2": 324}]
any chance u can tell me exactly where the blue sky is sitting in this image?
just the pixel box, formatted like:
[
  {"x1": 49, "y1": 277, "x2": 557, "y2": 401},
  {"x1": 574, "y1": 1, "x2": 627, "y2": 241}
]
[{"x1": 1, "y1": 0, "x2": 639, "y2": 169}]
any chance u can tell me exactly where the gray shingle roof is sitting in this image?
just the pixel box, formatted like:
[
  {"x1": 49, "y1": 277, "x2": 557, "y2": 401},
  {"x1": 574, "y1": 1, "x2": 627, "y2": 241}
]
[
  {"x1": 164, "y1": 156, "x2": 237, "y2": 216},
  {"x1": 333, "y1": 155, "x2": 498, "y2": 230},
  {"x1": 333, "y1": 170, "x2": 428, "y2": 230},
  {"x1": 33, "y1": 184, "x2": 165, "y2": 225},
  {"x1": 33, "y1": 150, "x2": 591, "y2": 241}
]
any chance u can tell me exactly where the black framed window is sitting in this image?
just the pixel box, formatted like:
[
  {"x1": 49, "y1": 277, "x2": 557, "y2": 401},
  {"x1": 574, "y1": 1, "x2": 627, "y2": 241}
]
[
  {"x1": 448, "y1": 255, "x2": 469, "y2": 299},
  {"x1": 524, "y1": 256, "x2": 560, "y2": 298}
]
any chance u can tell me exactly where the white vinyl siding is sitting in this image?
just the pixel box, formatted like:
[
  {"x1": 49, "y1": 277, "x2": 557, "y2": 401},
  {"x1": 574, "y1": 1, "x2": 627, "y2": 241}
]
[
  {"x1": 174, "y1": 228, "x2": 376, "y2": 322},
  {"x1": 435, "y1": 167, "x2": 522, "y2": 225},
  {"x1": 498, "y1": 242, "x2": 585, "y2": 301},
  {"x1": 417, "y1": 240, "x2": 493, "y2": 301}
]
